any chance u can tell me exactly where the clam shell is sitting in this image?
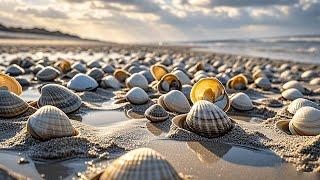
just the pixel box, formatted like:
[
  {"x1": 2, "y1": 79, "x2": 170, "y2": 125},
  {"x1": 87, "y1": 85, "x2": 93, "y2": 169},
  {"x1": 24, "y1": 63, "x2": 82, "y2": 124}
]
[
  {"x1": 27, "y1": 105, "x2": 77, "y2": 140},
  {"x1": 100, "y1": 75, "x2": 121, "y2": 89},
  {"x1": 185, "y1": 100, "x2": 233, "y2": 138},
  {"x1": 126, "y1": 87, "x2": 149, "y2": 105},
  {"x1": 31, "y1": 64, "x2": 44, "y2": 74},
  {"x1": 150, "y1": 64, "x2": 168, "y2": 81},
  {"x1": 139, "y1": 70, "x2": 154, "y2": 83},
  {"x1": 281, "y1": 88, "x2": 303, "y2": 101},
  {"x1": 0, "y1": 73, "x2": 22, "y2": 95},
  {"x1": 99, "y1": 148, "x2": 181, "y2": 180},
  {"x1": 5, "y1": 64, "x2": 25, "y2": 76},
  {"x1": 282, "y1": 80, "x2": 306, "y2": 94},
  {"x1": 230, "y1": 92, "x2": 253, "y2": 111},
  {"x1": 226, "y1": 74, "x2": 248, "y2": 90},
  {"x1": 190, "y1": 77, "x2": 230, "y2": 111},
  {"x1": 0, "y1": 90, "x2": 29, "y2": 118},
  {"x1": 157, "y1": 74, "x2": 182, "y2": 94},
  {"x1": 102, "y1": 64, "x2": 115, "y2": 74},
  {"x1": 301, "y1": 70, "x2": 318, "y2": 80},
  {"x1": 87, "y1": 68, "x2": 104, "y2": 82},
  {"x1": 67, "y1": 73, "x2": 98, "y2": 91},
  {"x1": 54, "y1": 59, "x2": 71, "y2": 73},
  {"x1": 158, "y1": 90, "x2": 190, "y2": 113},
  {"x1": 254, "y1": 77, "x2": 271, "y2": 90},
  {"x1": 276, "y1": 107, "x2": 320, "y2": 136},
  {"x1": 145, "y1": 104, "x2": 169, "y2": 122},
  {"x1": 215, "y1": 73, "x2": 230, "y2": 85},
  {"x1": 38, "y1": 84, "x2": 82, "y2": 113},
  {"x1": 126, "y1": 73, "x2": 149, "y2": 90},
  {"x1": 87, "y1": 60, "x2": 102, "y2": 68},
  {"x1": 181, "y1": 84, "x2": 192, "y2": 101},
  {"x1": 310, "y1": 77, "x2": 320, "y2": 85},
  {"x1": 36, "y1": 66, "x2": 60, "y2": 81},
  {"x1": 287, "y1": 98, "x2": 320, "y2": 114},
  {"x1": 114, "y1": 69, "x2": 131, "y2": 83},
  {"x1": 72, "y1": 62, "x2": 87, "y2": 73},
  {"x1": 172, "y1": 70, "x2": 191, "y2": 85}
]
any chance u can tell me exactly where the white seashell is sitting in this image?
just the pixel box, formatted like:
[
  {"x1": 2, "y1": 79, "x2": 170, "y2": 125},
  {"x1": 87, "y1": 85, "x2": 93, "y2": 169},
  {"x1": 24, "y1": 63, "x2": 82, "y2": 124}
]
[
  {"x1": 125, "y1": 73, "x2": 149, "y2": 90},
  {"x1": 5, "y1": 64, "x2": 25, "y2": 76},
  {"x1": 99, "y1": 148, "x2": 181, "y2": 180},
  {"x1": 100, "y1": 75, "x2": 121, "y2": 89},
  {"x1": 139, "y1": 70, "x2": 154, "y2": 83},
  {"x1": 158, "y1": 90, "x2": 190, "y2": 113},
  {"x1": 310, "y1": 77, "x2": 320, "y2": 85},
  {"x1": 230, "y1": 92, "x2": 253, "y2": 111},
  {"x1": 27, "y1": 105, "x2": 78, "y2": 141},
  {"x1": 254, "y1": 77, "x2": 271, "y2": 90},
  {"x1": 67, "y1": 73, "x2": 98, "y2": 91},
  {"x1": 287, "y1": 98, "x2": 320, "y2": 114},
  {"x1": 36, "y1": 66, "x2": 60, "y2": 81},
  {"x1": 71, "y1": 62, "x2": 87, "y2": 73},
  {"x1": 125, "y1": 87, "x2": 149, "y2": 105},
  {"x1": 172, "y1": 70, "x2": 191, "y2": 85},
  {"x1": 185, "y1": 100, "x2": 233, "y2": 138},
  {"x1": 281, "y1": 88, "x2": 303, "y2": 100},
  {"x1": 181, "y1": 84, "x2": 192, "y2": 101},
  {"x1": 282, "y1": 80, "x2": 306, "y2": 94},
  {"x1": 145, "y1": 104, "x2": 169, "y2": 122},
  {"x1": 301, "y1": 70, "x2": 318, "y2": 80}
]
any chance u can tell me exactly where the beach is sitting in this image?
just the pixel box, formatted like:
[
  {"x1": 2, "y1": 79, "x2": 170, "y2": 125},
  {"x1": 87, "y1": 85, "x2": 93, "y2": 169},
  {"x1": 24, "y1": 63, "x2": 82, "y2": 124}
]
[{"x1": 0, "y1": 39, "x2": 319, "y2": 180}]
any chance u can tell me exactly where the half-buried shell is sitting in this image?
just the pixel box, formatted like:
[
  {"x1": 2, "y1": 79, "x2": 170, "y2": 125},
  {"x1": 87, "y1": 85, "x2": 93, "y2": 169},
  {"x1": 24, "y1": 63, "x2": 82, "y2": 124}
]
[
  {"x1": 282, "y1": 80, "x2": 309, "y2": 94},
  {"x1": 254, "y1": 77, "x2": 271, "y2": 90},
  {"x1": 150, "y1": 64, "x2": 168, "y2": 81},
  {"x1": 86, "y1": 68, "x2": 104, "y2": 82},
  {"x1": 114, "y1": 69, "x2": 131, "y2": 83},
  {"x1": 100, "y1": 75, "x2": 121, "y2": 89},
  {"x1": 54, "y1": 59, "x2": 71, "y2": 74},
  {"x1": 226, "y1": 74, "x2": 248, "y2": 90},
  {"x1": 72, "y1": 62, "x2": 87, "y2": 73},
  {"x1": 0, "y1": 90, "x2": 29, "y2": 118},
  {"x1": 145, "y1": 104, "x2": 169, "y2": 122},
  {"x1": 36, "y1": 66, "x2": 60, "y2": 81},
  {"x1": 276, "y1": 106, "x2": 320, "y2": 136},
  {"x1": 27, "y1": 105, "x2": 78, "y2": 141},
  {"x1": 67, "y1": 73, "x2": 98, "y2": 91},
  {"x1": 38, "y1": 84, "x2": 82, "y2": 113},
  {"x1": 281, "y1": 88, "x2": 303, "y2": 101},
  {"x1": 126, "y1": 87, "x2": 149, "y2": 105},
  {"x1": 5, "y1": 64, "x2": 25, "y2": 76},
  {"x1": 0, "y1": 73, "x2": 22, "y2": 95},
  {"x1": 158, "y1": 90, "x2": 190, "y2": 113},
  {"x1": 126, "y1": 73, "x2": 149, "y2": 90},
  {"x1": 287, "y1": 98, "x2": 320, "y2": 114},
  {"x1": 99, "y1": 148, "x2": 182, "y2": 180},
  {"x1": 157, "y1": 74, "x2": 182, "y2": 94},
  {"x1": 230, "y1": 92, "x2": 253, "y2": 111}
]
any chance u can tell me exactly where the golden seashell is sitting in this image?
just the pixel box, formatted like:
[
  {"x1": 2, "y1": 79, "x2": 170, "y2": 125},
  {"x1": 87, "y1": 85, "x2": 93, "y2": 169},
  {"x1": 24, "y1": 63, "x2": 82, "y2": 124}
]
[
  {"x1": 150, "y1": 64, "x2": 168, "y2": 81},
  {"x1": 54, "y1": 59, "x2": 71, "y2": 74},
  {"x1": 0, "y1": 73, "x2": 22, "y2": 95},
  {"x1": 226, "y1": 74, "x2": 248, "y2": 90},
  {"x1": 157, "y1": 73, "x2": 182, "y2": 94},
  {"x1": 114, "y1": 69, "x2": 131, "y2": 83}
]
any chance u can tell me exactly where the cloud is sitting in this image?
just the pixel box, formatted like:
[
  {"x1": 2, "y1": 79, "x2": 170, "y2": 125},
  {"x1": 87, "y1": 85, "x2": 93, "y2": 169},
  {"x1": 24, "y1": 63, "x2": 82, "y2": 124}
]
[{"x1": 15, "y1": 7, "x2": 68, "y2": 19}]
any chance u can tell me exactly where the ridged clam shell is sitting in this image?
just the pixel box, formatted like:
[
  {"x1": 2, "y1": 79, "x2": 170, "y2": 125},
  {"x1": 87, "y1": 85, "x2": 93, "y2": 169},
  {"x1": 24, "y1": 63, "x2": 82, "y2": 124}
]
[
  {"x1": 5, "y1": 64, "x2": 25, "y2": 76},
  {"x1": 310, "y1": 77, "x2": 320, "y2": 85},
  {"x1": 226, "y1": 74, "x2": 248, "y2": 90},
  {"x1": 186, "y1": 100, "x2": 233, "y2": 138},
  {"x1": 157, "y1": 74, "x2": 182, "y2": 94},
  {"x1": 86, "y1": 68, "x2": 104, "y2": 82},
  {"x1": 150, "y1": 64, "x2": 168, "y2": 81},
  {"x1": 0, "y1": 73, "x2": 23, "y2": 95},
  {"x1": 36, "y1": 66, "x2": 60, "y2": 81},
  {"x1": 172, "y1": 70, "x2": 191, "y2": 85},
  {"x1": 282, "y1": 80, "x2": 305, "y2": 94},
  {"x1": 114, "y1": 69, "x2": 131, "y2": 83},
  {"x1": 282, "y1": 88, "x2": 303, "y2": 100},
  {"x1": 126, "y1": 73, "x2": 149, "y2": 90},
  {"x1": 230, "y1": 92, "x2": 253, "y2": 111},
  {"x1": 27, "y1": 105, "x2": 77, "y2": 141},
  {"x1": 287, "y1": 98, "x2": 320, "y2": 114},
  {"x1": 126, "y1": 87, "x2": 149, "y2": 105},
  {"x1": 158, "y1": 90, "x2": 190, "y2": 113},
  {"x1": 72, "y1": 63, "x2": 87, "y2": 73},
  {"x1": 0, "y1": 90, "x2": 29, "y2": 118},
  {"x1": 289, "y1": 107, "x2": 320, "y2": 135},
  {"x1": 100, "y1": 75, "x2": 121, "y2": 89},
  {"x1": 38, "y1": 84, "x2": 82, "y2": 113},
  {"x1": 67, "y1": 73, "x2": 98, "y2": 91},
  {"x1": 145, "y1": 104, "x2": 169, "y2": 122},
  {"x1": 99, "y1": 148, "x2": 181, "y2": 180},
  {"x1": 254, "y1": 77, "x2": 271, "y2": 90}
]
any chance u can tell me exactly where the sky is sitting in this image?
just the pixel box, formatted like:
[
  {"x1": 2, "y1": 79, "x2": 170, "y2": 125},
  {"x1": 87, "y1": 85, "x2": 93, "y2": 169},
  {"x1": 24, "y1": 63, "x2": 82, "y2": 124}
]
[{"x1": 0, "y1": 0, "x2": 319, "y2": 43}]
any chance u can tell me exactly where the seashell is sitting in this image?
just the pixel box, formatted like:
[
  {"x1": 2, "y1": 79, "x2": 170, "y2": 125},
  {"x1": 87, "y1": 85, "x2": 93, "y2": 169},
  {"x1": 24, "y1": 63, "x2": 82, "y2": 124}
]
[
  {"x1": 301, "y1": 70, "x2": 318, "y2": 80},
  {"x1": 254, "y1": 77, "x2": 271, "y2": 90},
  {"x1": 38, "y1": 84, "x2": 82, "y2": 113},
  {"x1": 54, "y1": 59, "x2": 71, "y2": 74},
  {"x1": 87, "y1": 60, "x2": 102, "y2": 68},
  {"x1": 67, "y1": 73, "x2": 98, "y2": 91},
  {"x1": 26, "y1": 105, "x2": 78, "y2": 141},
  {"x1": 31, "y1": 64, "x2": 44, "y2": 74},
  {"x1": 157, "y1": 74, "x2": 182, "y2": 94},
  {"x1": 215, "y1": 73, "x2": 230, "y2": 85},
  {"x1": 0, "y1": 90, "x2": 29, "y2": 118},
  {"x1": 226, "y1": 74, "x2": 248, "y2": 90},
  {"x1": 100, "y1": 75, "x2": 121, "y2": 89},
  {"x1": 102, "y1": 64, "x2": 115, "y2": 74},
  {"x1": 172, "y1": 70, "x2": 191, "y2": 85},
  {"x1": 145, "y1": 104, "x2": 169, "y2": 122},
  {"x1": 181, "y1": 84, "x2": 192, "y2": 101},
  {"x1": 114, "y1": 69, "x2": 131, "y2": 83},
  {"x1": 126, "y1": 73, "x2": 149, "y2": 90},
  {"x1": 190, "y1": 77, "x2": 230, "y2": 112},
  {"x1": 150, "y1": 64, "x2": 168, "y2": 81},
  {"x1": 128, "y1": 65, "x2": 143, "y2": 74},
  {"x1": 276, "y1": 106, "x2": 320, "y2": 136},
  {"x1": 125, "y1": 87, "x2": 149, "y2": 105},
  {"x1": 230, "y1": 92, "x2": 253, "y2": 111},
  {"x1": 139, "y1": 70, "x2": 154, "y2": 83},
  {"x1": 64, "y1": 69, "x2": 79, "y2": 79},
  {"x1": 72, "y1": 62, "x2": 87, "y2": 73},
  {"x1": 287, "y1": 98, "x2": 320, "y2": 114},
  {"x1": 36, "y1": 66, "x2": 60, "y2": 81},
  {"x1": 281, "y1": 88, "x2": 303, "y2": 100},
  {"x1": 15, "y1": 77, "x2": 30, "y2": 87},
  {"x1": 5, "y1": 64, "x2": 25, "y2": 76},
  {"x1": 282, "y1": 80, "x2": 307, "y2": 94},
  {"x1": 158, "y1": 90, "x2": 190, "y2": 113},
  {"x1": 99, "y1": 148, "x2": 181, "y2": 180},
  {"x1": 310, "y1": 77, "x2": 320, "y2": 85},
  {"x1": 86, "y1": 68, "x2": 104, "y2": 82},
  {"x1": 184, "y1": 100, "x2": 233, "y2": 138},
  {"x1": 0, "y1": 73, "x2": 23, "y2": 95}
]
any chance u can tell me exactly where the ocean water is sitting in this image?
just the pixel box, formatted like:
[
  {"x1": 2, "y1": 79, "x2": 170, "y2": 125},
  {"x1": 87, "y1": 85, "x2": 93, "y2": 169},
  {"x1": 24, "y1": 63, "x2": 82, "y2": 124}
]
[{"x1": 180, "y1": 35, "x2": 320, "y2": 64}]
